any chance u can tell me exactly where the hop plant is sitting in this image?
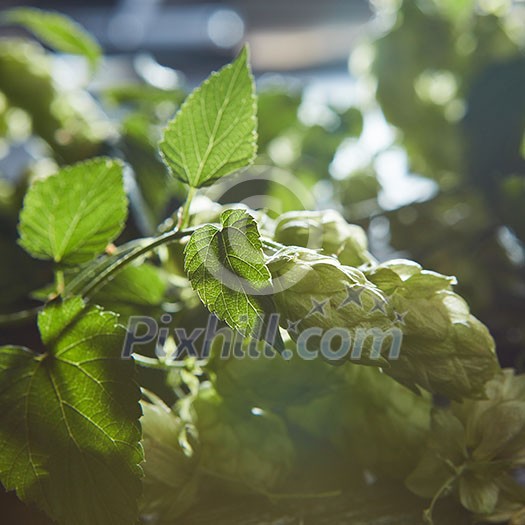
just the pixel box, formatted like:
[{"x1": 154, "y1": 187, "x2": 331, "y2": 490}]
[
  {"x1": 268, "y1": 247, "x2": 499, "y2": 399},
  {"x1": 208, "y1": 336, "x2": 347, "y2": 411},
  {"x1": 406, "y1": 370, "x2": 525, "y2": 524},
  {"x1": 365, "y1": 260, "x2": 501, "y2": 400},
  {"x1": 273, "y1": 209, "x2": 373, "y2": 266},
  {"x1": 267, "y1": 246, "x2": 395, "y2": 366},
  {"x1": 0, "y1": 15, "x2": 519, "y2": 525},
  {"x1": 178, "y1": 382, "x2": 295, "y2": 494},
  {"x1": 285, "y1": 364, "x2": 433, "y2": 479},
  {"x1": 206, "y1": 332, "x2": 431, "y2": 480}
]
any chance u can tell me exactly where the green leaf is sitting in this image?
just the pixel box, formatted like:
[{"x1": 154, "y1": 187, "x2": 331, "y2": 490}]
[
  {"x1": 19, "y1": 158, "x2": 128, "y2": 265},
  {"x1": 473, "y1": 401, "x2": 525, "y2": 460},
  {"x1": 405, "y1": 453, "x2": 454, "y2": 499},
  {"x1": 459, "y1": 475, "x2": 499, "y2": 515},
  {"x1": 4, "y1": 8, "x2": 101, "y2": 71},
  {"x1": 160, "y1": 46, "x2": 257, "y2": 188},
  {"x1": 0, "y1": 297, "x2": 143, "y2": 525},
  {"x1": 92, "y1": 263, "x2": 168, "y2": 320},
  {"x1": 184, "y1": 208, "x2": 272, "y2": 335}
]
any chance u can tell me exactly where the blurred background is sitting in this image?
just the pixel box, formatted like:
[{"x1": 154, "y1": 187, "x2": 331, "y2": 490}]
[
  {"x1": 0, "y1": 0, "x2": 372, "y2": 73},
  {"x1": 0, "y1": 0, "x2": 524, "y2": 521}
]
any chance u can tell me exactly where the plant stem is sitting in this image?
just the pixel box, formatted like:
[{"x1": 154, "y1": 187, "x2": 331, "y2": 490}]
[
  {"x1": 55, "y1": 269, "x2": 65, "y2": 295},
  {"x1": 74, "y1": 227, "x2": 196, "y2": 300},
  {"x1": 179, "y1": 186, "x2": 197, "y2": 229},
  {"x1": 134, "y1": 353, "x2": 207, "y2": 370},
  {"x1": 0, "y1": 226, "x2": 197, "y2": 327},
  {"x1": 0, "y1": 307, "x2": 43, "y2": 327},
  {"x1": 423, "y1": 466, "x2": 463, "y2": 524},
  {"x1": 133, "y1": 354, "x2": 170, "y2": 370}
]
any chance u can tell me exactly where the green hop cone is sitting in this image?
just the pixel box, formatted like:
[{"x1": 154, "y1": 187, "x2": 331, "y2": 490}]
[
  {"x1": 268, "y1": 248, "x2": 499, "y2": 398},
  {"x1": 140, "y1": 393, "x2": 200, "y2": 522},
  {"x1": 179, "y1": 382, "x2": 295, "y2": 494},
  {"x1": 285, "y1": 364, "x2": 432, "y2": 480},
  {"x1": 187, "y1": 198, "x2": 275, "y2": 239},
  {"x1": 406, "y1": 370, "x2": 525, "y2": 524},
  {"x1": 204, "y1": 338, "x2": 368, "y2": 493},
  {"x1": 267, "y1": 246, "x2": 396, "y2": 366},
  {"x1": 208, "y1": 335, "x2": 349, "y2": 411},
  {"x1": 273, "y1": 209, "x2": 374, "y2": 266},
  {"x1": 366, "y1": 259, "x2": 501, "y2": 400},
  {"x1": 205, "y1": 335, "x2": 431, "y2": 481}
]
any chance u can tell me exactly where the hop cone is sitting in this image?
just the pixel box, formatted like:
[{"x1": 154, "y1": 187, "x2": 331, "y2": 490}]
[
  {"x1": 286, "y1": 364, "x2": 432, "y2": 479},
  {"x1": 179, "y1": 382, "x2": 295, "y2": 493},
  {"x1": 269, "y1": 247, "x2": 499, "y2": 399},
  {"x1": 268, "y1": 247, "x2": 395, "y2": 366},
  {"x1": 273, "y1": 209, "x2": 373, "y2": 266},
  {"x1": 406, "y1": 370, "x2": 525, "y2": 523},
  {"x1": 140, "y1": 394, "x2": 199, "y2": 522},
  {"x1": 366, "y1": 259, "x2": 501, "y2": 399}
]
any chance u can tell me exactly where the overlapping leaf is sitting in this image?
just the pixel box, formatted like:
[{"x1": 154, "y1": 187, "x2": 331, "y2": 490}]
[
  {"x1": 184, "y1": 209, "x2": 272, "y2": 335},
  {"x1": 0, "y1": 297, "x2": 143, "y2": 525},
  {"x1": 18, "y1": 158, "x2": 128, "y2": 265}
]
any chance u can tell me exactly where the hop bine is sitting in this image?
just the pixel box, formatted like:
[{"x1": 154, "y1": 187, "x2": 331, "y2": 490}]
[{"x1": 267, "y1": 246, "x2": 500, "y2": 400}]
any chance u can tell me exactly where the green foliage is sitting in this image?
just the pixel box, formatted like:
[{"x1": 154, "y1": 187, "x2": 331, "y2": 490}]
[
  {"x1": 104, "y1": 84, "x2": 185, "y2": 108},
  {"x1": 257, "y1": 88, "x2": 301, "y2": 148},
  {"x1": 406, "y1": 370, "x2": 525, "y2": 523},
  {"x1": 179, "y1": 382, "x2": 295, "y2": 493},
  {"x1": 286, "y1": 364, "x2": 432, "y2": 479},
  {"x1": 140, "y1": 393, "x2": 199, "y2": 522},
  {"x1": 160, "y1": 46, "x2": 257, "y2": 188},
  {"x1": 208, "y1": 337, "x2": 344, "y2": 411},
  {"x1": 4, "y1": 8, "x2": 101, "y2": 71},
  {"x1": 366, "y1": 0, "x2": 525, "y2": 368},
  {"x1": 184, "y1": 209, "x2": 272, "y2": 335},
  {"x1": 0, "y1": 297, "x2": 143, "y2": 525},
  {"x1": 18, "y1": 158, "x2": 128, "y2": 265},
  {"x1": 0, "y1": 7, "x2": 523, "y2": 525},
  {"x1": 207, "y1": 338, "x2": 431, "y2": 479},
  {"x1": 92, "y1": 263, "x2": 168, "y2": 321}
]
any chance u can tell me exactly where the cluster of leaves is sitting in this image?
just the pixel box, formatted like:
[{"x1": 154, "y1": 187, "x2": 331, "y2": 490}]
[{"x1": 0, "y1": 5, "x2": 523, "y2": 525}]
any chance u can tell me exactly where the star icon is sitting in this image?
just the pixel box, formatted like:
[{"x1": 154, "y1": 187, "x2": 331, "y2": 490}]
[
  {"x1": 339, "y1": 284, "x2": 365, "y2": 309},
  {"x1": 286, "y1": 318, "x2": 301, "y2": 335},
  {"x1": 369, "y1": 295, "x2": 388, "y2": 315},
  {"x1": 393, "y1": 310, "x2": 408, "y2": 325},
  {"x1": 306, "y1": 298, "x2": 329, "y2": 318}
]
